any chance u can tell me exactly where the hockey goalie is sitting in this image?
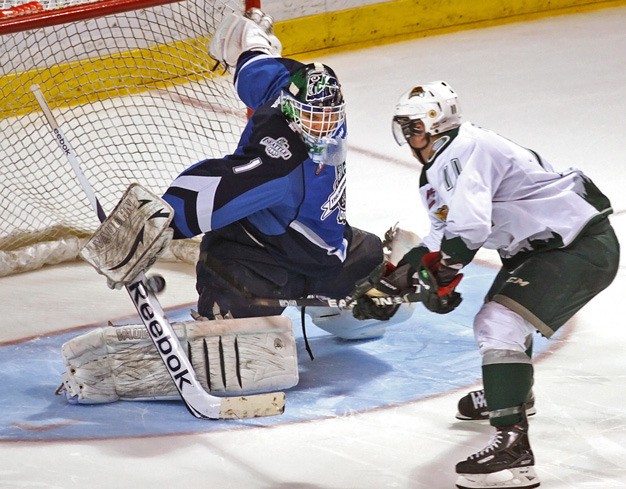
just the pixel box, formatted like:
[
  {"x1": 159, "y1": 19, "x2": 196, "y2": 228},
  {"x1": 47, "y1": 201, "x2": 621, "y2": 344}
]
[
  {"x1": 60, "y1": 9, "x2": 418, "y2": 405},
  {"x1": 60, "y1": 182, "x2": 299, "y2": 404}
]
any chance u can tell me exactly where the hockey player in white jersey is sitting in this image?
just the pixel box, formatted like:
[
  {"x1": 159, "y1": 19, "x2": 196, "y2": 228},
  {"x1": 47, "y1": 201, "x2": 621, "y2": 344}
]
[{"x1": 352, "y1": 81, "x2": 620, "y2": 488}]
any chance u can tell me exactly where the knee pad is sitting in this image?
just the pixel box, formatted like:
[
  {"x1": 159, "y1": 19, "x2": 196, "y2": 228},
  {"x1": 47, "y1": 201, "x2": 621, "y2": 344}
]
[
  {"x1": 474, "y1": 301, "x2": 535, "y2": 358},
  {"x1": 308, "y1": 305, "x2": 413, "y2": 340}
]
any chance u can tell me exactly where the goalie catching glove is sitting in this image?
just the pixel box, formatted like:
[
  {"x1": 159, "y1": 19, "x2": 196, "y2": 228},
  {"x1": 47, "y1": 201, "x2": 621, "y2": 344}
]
[
  {"x1": 417, "y1": 251, "x2": 463, "y2": 314},
  {"x1": 209, "y1": 8, "x2": 282, "y2": 70}
]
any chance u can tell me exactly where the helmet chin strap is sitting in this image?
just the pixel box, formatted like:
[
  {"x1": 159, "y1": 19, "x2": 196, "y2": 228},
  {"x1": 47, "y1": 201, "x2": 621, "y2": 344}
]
[{"x1": 409, "y1": 134, "x2": 431, "y2": 165}]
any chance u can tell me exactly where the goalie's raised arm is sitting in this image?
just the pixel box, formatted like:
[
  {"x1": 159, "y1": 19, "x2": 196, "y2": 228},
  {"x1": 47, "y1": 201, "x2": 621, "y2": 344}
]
[{"x1": 208, "y1": 8, "x2": 281, "y2": 71}]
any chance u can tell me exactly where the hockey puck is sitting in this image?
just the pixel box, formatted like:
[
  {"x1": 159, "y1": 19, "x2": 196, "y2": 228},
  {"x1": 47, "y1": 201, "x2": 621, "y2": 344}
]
[{"x1": 146, "y1": 274, "x2": 166, "y2": 294}]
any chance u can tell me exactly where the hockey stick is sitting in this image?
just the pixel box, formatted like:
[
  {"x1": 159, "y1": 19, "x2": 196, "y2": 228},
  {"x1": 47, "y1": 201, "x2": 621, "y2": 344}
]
[
  {"x1": 31, "y1": 85, "x2": 284, "y2": 420},
  {"x1": 249, "y1": 293, "x2": 421, "y2": 309}
]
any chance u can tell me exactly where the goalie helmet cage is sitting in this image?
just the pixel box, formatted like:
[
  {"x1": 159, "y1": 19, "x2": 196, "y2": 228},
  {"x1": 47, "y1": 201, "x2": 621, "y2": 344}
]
[{"x1": 0, "y1": 0, "x2": 260, "y2": 277}]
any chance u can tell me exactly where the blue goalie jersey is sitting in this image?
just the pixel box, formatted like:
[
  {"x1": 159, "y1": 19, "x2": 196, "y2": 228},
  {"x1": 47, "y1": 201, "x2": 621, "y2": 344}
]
[{"x1": 163, "y1": 52, "x2": 349, "y2": 279}]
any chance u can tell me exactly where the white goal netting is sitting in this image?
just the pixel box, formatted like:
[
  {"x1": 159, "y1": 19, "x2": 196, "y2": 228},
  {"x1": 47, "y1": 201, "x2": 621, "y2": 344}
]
[{"x1": 0, "y1": 0, "x2": 248, "y2": 276}]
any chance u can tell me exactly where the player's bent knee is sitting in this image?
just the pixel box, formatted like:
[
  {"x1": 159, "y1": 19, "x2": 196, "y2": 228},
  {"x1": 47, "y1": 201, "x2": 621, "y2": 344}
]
[
  {"x1": 59, "y1": 315, "x2": 298, "y2": 404},
  {"x1": 474, "y1": 301, "x2": 535, "y2": 356}
]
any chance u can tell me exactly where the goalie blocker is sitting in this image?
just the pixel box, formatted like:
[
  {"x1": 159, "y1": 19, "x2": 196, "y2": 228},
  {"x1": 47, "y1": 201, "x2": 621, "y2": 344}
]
[
  {"x1": 59, "y1": 315, "x2": 298, "y2": 404},
  {"x1": 80, "y1": 183, "x2": 174, "y2": 288}
]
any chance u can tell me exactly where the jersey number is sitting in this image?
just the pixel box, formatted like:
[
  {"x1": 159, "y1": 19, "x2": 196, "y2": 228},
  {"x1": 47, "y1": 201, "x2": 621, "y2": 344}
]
[{"x1": 443, "y1": 158, "x2": 462, "y2": 190}]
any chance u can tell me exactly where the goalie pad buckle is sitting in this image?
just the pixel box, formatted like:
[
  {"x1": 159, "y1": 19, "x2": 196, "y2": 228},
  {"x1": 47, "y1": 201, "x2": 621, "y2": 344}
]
[
  {"x1": 79, "y1": 183, "x2": 174, "y2": 286},
  {"x1": 59, "y1": 315, "x2": 298, "y2": 404}
]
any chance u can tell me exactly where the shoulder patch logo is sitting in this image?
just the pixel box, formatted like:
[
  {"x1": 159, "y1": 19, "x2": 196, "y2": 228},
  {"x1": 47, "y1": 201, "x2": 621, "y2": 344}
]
[
  {"x1": 260, "y1": 137, "x2": 292, "y2": 160},
  {"x1": 435, "y1": 205, "x2": 449, "y2": 221}
]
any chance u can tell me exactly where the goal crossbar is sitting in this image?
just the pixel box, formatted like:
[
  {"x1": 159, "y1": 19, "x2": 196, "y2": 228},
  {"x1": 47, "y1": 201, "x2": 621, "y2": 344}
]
[{"x1": 0, "y1": 0, "x2": 182, "y2": 35}]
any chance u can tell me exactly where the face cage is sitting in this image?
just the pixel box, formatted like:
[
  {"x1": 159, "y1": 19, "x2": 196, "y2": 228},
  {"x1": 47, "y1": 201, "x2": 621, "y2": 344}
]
[
  {"x1": 284, "y1": 97, "x2": 346, "y2": 143},
  {"x1": 392, "y1": 116, "x2": 424, "y2": 145}
]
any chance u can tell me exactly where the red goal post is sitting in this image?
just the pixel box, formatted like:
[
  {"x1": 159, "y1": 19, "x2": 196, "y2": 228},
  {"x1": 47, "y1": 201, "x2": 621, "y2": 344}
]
[{"x1": 0, "y1": 0, "x2": 260, "y2": 276}]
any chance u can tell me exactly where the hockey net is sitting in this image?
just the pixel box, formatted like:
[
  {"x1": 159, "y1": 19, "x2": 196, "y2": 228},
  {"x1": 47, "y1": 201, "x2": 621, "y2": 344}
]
[{"x1": 0, "y1": 0, "x2": 254, "y2": 276}]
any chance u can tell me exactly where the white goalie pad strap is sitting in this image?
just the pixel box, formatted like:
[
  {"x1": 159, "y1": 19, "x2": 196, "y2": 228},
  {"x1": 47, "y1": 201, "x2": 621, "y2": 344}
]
[
  {"x1": 208, "y1": 9, "x2": 282, "y2": 68},
  {"x1": 59, "y1": 315, "x2": 298, "y2": 404},
  {"x1": 79, "y1": 183, "x2": 174, "y2": 285}
]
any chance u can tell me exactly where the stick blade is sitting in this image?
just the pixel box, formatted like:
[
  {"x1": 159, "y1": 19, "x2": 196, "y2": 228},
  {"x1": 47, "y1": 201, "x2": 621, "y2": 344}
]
[{"x1": 219, "y1": 392, "x2": 285, "y2": 419}]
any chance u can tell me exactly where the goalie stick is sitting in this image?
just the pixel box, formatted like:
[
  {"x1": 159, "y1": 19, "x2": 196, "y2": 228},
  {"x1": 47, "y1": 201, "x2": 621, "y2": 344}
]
[
  {"x1": 31, "y1": 84, "x2": 284, "y2": 420},
  {"x1": 250, "y1": 293, "x2": 421, "y2": 309}
]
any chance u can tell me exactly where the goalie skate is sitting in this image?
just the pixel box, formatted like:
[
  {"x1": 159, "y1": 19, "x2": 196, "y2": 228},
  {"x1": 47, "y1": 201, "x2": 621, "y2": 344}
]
[
  {"x1": 456, "y1": 389, "x2": 537, "y2": 421},
  {"x1": 382, "y1": 223, "x2": 421, "y2": 266}
]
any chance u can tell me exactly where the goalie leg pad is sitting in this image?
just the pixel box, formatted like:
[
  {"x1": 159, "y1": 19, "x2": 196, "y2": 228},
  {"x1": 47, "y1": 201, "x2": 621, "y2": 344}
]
[
  {"x1": 59, "y1": 315, "x2": 298, "y2": 404},
  {"x1": 79, "y1": 183, "x2": 174, "y2": 286}
]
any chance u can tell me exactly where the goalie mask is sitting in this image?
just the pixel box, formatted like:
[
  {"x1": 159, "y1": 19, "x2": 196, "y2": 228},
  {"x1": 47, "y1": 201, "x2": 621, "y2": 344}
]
[
  {"x1": 392, "y1": 81, "x2": 461, "y2": 145},
  {"x1": 280, "y1": 62, "x2": 346, "y2": 162}
]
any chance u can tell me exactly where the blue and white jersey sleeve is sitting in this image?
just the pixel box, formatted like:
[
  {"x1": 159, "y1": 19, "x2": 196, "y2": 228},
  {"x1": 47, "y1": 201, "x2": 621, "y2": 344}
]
[
  {"x1": 234, "y1": 52, "x2": 304, "y2": 111},
  {"x1": 163, "y1": 108, "x2": 309, "y2": 239}
]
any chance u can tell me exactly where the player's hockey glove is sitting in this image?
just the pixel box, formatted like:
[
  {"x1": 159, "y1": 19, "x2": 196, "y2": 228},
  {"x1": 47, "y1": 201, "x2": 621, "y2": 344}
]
[
  {"x1": 352, "y1": 262, "x2": 418, "y2": 321},
  {"x1": 417, "y1": 252, "x2": 463, "y2": 314}
]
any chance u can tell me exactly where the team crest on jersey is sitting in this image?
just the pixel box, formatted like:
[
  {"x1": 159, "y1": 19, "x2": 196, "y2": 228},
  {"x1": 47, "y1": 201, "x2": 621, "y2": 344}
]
[
  {"x1": 260, "y1": 137, "x2": 292, "y2": 160},
  {"x1": 435, "y1": 205, "x2": 449, "y2": 221},
  {"x1": 321, "y1": 162, "x2": 347, "y2": 224}
]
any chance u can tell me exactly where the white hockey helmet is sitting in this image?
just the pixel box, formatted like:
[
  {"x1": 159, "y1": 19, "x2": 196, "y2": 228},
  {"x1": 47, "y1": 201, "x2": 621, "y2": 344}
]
[{"x1": 392, "y1": 81, "x2": 461, "y2": 145}]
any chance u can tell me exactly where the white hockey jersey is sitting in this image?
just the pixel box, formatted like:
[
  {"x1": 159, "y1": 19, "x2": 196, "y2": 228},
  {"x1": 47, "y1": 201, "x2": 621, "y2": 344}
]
[{"x1": 419, "y1": 122, "x2": 612, "y2": 269}]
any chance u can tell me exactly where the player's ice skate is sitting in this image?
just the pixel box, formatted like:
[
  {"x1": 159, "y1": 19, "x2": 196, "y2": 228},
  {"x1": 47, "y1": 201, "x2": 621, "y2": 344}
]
[
  {"x1": 455, "y1": 410, "x2": 539, "y2": 489},
  {"x1": 456, "y1": 389, "x2": 537, "y2": 421}
]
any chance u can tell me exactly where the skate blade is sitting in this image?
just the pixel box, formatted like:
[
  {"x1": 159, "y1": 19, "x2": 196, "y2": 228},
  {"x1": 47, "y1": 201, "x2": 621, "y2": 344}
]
[
  {"x1": 456, "y1": 466, "x2": 540, "y2": 489},
  {"x1": 455, "y1": 405, "x2": 537, "y2": 421}
]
